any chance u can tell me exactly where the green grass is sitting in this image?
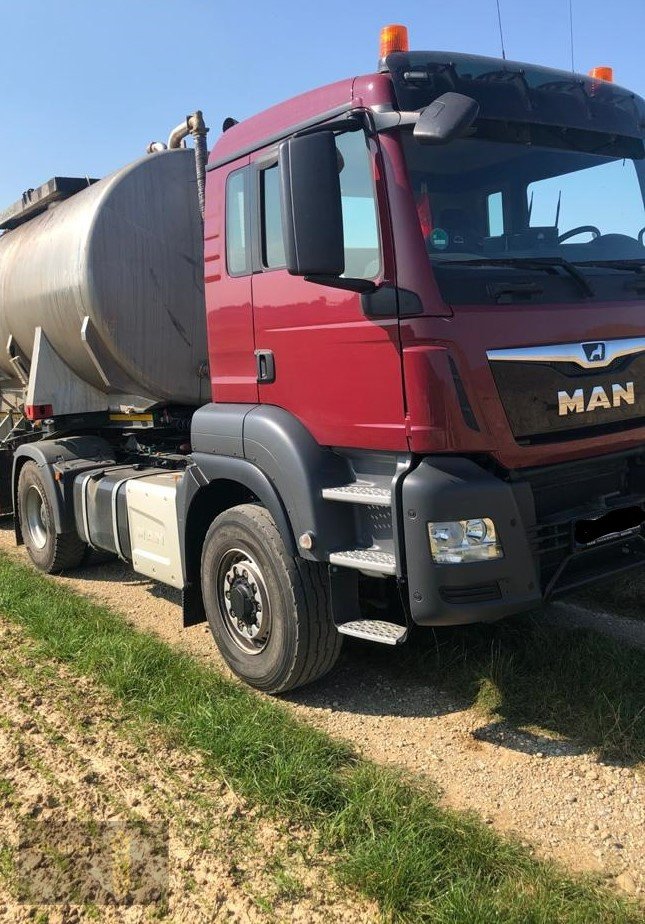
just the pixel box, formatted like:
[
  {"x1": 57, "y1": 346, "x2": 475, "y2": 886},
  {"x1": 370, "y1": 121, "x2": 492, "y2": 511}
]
[
  {"x1": 0, "y1": 553, "x2": 641, "y2": 923},
  {"x1": 393, "y1": 615, "x2": 645, "y2": 763}
]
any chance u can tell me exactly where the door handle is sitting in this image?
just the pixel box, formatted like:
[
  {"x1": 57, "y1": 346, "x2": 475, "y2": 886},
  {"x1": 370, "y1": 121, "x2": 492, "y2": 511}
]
[{"x1": 255, "y1": 349, "x2": 276, "y2": 384}]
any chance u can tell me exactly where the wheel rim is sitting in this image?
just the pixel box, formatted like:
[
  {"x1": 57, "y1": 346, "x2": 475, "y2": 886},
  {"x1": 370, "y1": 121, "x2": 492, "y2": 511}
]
[
  {"x1": 24, "y1": 485, "x2": 48, "y2": 550},
  {"x1": 216, "y1": 547, "x2": 272, "y2": 655}
]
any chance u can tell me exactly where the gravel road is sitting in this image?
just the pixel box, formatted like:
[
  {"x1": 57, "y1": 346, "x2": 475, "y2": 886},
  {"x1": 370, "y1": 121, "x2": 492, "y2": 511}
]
[{"x1": 0, "y1": 519, "x2": 642, "y2": 899}]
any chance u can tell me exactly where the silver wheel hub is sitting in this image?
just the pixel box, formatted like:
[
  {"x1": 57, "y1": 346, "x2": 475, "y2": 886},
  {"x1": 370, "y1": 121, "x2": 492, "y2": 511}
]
[
  {"x1": 25, "y1": 485, "x2": 48, "y2": 550},
  {"x1": 217, "y1": 549, "x2": 271, "y2": 655}
]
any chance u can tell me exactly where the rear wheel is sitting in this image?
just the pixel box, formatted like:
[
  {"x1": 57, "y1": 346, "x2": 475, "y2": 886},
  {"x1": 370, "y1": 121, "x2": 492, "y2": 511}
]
[
  {"x1": 201, "y1": 504, "x2": 342, "y2": 693},
  {"x1": 17, "y1": 461, "x2": 86, "y2": 573}
]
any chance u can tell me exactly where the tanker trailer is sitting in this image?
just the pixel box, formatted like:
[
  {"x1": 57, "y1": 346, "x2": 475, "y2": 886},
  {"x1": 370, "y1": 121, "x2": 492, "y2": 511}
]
[{"x1": 0, "y1": 146, "x2": 207, "y2": 419}]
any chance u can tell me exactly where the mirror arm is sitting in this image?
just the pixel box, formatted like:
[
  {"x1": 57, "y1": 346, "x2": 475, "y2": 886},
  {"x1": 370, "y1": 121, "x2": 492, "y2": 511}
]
[
  {"x1": 293, "y1": 113, "x2": 366, "y2": 139},
  {"x1": 304, "y1": 274, "x2": 377, "y2": 295},
  {"x1": 370, "y1": 108, "x2": 421, "y2": 132}
]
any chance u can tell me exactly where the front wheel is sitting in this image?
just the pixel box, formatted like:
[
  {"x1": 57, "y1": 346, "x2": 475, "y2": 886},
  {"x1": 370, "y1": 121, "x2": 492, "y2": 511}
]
[{"x1": 201, "y1": 504, "x2": 342, "y2": 693}]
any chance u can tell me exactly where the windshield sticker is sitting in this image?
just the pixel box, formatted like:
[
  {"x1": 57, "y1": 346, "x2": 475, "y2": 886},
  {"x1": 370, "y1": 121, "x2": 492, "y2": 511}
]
[{"x1": 430, "y1": 228, "x2": 449, "y2": 250}]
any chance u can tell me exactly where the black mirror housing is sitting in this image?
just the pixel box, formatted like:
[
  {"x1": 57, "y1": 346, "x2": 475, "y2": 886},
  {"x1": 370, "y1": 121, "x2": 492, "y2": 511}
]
[
  {"x1": 413, "y1": 92, "x2": 479, "y2": 145},
  {"x1": 279, "y1": 131, "x2": 345, "y2": 277}
]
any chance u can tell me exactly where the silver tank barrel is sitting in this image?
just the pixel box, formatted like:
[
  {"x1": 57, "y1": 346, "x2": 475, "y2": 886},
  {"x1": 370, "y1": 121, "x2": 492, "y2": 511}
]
[{"x1": 0, "y1": 149, "x2": 207, "y2": 406}]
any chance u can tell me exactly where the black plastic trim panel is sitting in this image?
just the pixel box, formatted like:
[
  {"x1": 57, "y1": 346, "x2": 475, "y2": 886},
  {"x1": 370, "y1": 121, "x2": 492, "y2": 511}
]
[{"x1": 402, "y1": 456, "x2": 540, "y2": 625}]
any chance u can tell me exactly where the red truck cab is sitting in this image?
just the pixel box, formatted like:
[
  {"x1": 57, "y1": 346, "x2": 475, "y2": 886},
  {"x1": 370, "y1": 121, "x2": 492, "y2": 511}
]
[{"x1": 199, "y1": 33, "x2": 645, "y2": 630}]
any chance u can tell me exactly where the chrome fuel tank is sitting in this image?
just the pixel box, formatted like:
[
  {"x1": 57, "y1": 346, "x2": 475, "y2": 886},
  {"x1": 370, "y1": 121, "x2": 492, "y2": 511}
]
[{"x1": 0, "y1": 149, "x2": 207, "y2": 406}]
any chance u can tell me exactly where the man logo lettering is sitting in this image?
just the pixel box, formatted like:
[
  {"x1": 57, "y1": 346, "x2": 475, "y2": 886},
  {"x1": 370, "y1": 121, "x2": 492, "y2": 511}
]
[{"x1": 558, "y1": 382, "x2": 635, "y2": 416}]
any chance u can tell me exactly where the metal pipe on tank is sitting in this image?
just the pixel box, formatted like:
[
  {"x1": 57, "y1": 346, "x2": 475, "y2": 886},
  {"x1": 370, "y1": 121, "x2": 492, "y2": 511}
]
[{"x1": 167, "y1": 112, "x2": 209, "y2": 219}]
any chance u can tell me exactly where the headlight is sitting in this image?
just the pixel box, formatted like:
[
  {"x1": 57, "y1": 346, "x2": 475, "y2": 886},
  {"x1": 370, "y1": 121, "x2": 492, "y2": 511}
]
[{"x1": 428, "y1": 518, "x2": 503, "y2": 564}]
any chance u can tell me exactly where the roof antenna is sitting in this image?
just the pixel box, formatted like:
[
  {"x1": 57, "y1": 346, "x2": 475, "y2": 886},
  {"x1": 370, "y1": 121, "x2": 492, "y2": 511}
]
[
  {"x1": 569, "y1": 0, "x2": 575, "y2": 72},
  {"x1": 495, "y1": 0, "x2": 507, "y2": 60}
]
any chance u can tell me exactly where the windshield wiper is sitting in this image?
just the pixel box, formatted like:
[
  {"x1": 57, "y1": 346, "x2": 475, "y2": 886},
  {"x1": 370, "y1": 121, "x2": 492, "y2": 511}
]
[{"x1": 444, "y1": 256, "x2": 595, "y2": 297}]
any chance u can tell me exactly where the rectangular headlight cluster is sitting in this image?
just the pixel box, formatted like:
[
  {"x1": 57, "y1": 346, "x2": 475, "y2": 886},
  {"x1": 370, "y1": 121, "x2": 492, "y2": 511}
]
[{"x1": 428, "y1": 518, "x2": 503, "y2": 564}]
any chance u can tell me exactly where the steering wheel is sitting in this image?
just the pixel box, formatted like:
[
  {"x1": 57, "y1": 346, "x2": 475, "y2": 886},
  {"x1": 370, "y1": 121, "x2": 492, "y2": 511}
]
[
  {"x1": 638, "y1": 227, "x2": 645, "y2": 247},
  {"x1": 558, "y1": 225, "x2": 601, "y2": 244}
]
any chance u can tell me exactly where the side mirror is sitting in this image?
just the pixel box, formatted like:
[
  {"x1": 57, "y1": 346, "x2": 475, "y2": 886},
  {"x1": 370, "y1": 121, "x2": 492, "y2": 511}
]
[
  {"x1": 279, "y1": 131, "x2": 345, "y2": 277},
  {"x1": 414, "y1": 92, "x2": 479, "y2": 145}
]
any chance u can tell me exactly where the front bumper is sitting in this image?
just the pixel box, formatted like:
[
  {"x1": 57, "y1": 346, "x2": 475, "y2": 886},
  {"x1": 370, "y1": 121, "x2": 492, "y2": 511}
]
[
  {"x1": 402, "y1": 457, "x2": 540, "y2": 625},
  {"x1": 401, "y1": 452, "x2": 645, "y2": 626}
]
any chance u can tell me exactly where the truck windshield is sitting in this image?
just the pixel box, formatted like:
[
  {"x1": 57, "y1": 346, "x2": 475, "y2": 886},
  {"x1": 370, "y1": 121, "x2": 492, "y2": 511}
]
[{"x1": 401, "y1": 129, "x2": 645, "y2": 295}]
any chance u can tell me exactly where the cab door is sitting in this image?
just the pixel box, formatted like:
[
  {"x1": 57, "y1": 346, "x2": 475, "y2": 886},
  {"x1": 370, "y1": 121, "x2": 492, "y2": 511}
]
[
  {"x1": 205, "y1": 158, "x2": 259, "y2": 404},
  {"x1": 250, "y1": 129, "x2": 406, "y2": 451}
]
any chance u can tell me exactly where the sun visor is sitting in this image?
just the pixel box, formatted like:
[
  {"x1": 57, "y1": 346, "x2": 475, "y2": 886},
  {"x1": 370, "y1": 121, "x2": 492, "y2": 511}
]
[{"x1": 385, "y1": 51, "x2": 645, "y2": 140}]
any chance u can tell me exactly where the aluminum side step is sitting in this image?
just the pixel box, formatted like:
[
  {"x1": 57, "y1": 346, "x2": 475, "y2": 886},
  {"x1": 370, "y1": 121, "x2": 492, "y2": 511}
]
[
  {"x1": 329, "y1": 548, "x2": 396, "y2": 575},
  {"x1": 337, "y1": 620, "x2": 408, "y2": 645},
  {"x1": 322, "y1": 482, "x2": 391, "y2": 506}
]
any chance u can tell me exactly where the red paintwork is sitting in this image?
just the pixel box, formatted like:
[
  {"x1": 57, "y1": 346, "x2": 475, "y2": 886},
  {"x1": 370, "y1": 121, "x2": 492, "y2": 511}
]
[
  {"x1": 211, "y1": 79, "x2": 357, "y2": 168},
  {"x1": 204, "y1": 69, "x2": 645, "y2": 470},
  {"x1": 204, "y1": 157, "x2": 258, "y2": 404}
]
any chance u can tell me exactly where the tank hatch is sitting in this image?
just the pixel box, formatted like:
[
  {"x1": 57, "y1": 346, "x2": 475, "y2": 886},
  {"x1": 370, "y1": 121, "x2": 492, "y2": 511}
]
[{"x1": 0, "y1": 176, "x2": 99, "y2": 231}]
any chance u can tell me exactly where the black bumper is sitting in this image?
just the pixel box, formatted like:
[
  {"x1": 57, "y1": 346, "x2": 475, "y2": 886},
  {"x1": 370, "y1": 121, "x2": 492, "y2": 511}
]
[
  {"x1": 401, "y1": 452, "x2": 645, "y2": 626},
  {"x1": 402, "y1": 457, "x2": 540, "y2": 626}
]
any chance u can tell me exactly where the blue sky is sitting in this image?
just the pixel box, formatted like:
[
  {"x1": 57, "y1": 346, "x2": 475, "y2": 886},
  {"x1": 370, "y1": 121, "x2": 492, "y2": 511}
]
[{"x1": 1, "y1": 0, "x2": 644, "y2": 206}]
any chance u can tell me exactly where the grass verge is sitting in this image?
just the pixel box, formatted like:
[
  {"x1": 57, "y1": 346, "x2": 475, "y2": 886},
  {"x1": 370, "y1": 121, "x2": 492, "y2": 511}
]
[
  {"x1": 395, "y1": 614, "x2": 645, "y2": 763},
  {"x1": 0, "y1": 553, "x2": 641, "y2": 923}
]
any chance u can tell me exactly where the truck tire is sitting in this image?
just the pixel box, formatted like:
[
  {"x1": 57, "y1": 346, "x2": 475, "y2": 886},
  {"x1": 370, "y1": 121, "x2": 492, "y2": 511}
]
[
  {"x1": 201, "y1": 503, "x2": 342, "y2": 694},
  {"x1": 17, "y1": 461, "x2": 86, "y2": 573}
]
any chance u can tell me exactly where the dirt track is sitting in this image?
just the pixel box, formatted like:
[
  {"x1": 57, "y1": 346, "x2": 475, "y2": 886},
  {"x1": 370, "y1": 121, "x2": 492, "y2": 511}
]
[
  {"x1": 0, "y1": 520, "x2": 643, "y2": 898},
  {"x1": 0, "y1": 619, "x2": 376, "y2": 923}
]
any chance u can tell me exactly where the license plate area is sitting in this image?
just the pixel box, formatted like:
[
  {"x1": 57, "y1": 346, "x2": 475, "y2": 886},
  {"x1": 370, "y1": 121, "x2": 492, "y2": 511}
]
[{"x1": 574, "y1": 505, "x2": 645, "y2": 548}]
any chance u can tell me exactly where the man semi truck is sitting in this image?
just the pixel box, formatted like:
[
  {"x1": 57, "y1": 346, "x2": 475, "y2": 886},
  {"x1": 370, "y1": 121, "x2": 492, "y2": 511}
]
[{"x1": 1, "y1": 25, "x2": 645, "y2": 693}]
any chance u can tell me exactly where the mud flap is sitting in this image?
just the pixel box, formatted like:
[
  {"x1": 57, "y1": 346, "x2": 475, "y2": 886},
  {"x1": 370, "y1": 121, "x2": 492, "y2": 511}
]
[{"x1": 0, "y1": 448, "x2": 13, "y2": 515}]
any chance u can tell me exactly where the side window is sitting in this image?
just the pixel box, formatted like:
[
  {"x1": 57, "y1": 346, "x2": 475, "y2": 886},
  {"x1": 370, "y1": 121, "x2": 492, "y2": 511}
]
[
  {"x1": 258, "y1": 131, "x2": 381, "y2": 279},
  {"x1": 261, "y1": 165, "x2": 286, "y2": 269},
  {"x1": 336, "y1": 131, "x2": 381, "y2": 279},
  {"x1": 225, "y1": 168, "x2": 249, "y2": 276},
  {"x1": 487, "y1": 191, "x2": 504, "y2": 237}
]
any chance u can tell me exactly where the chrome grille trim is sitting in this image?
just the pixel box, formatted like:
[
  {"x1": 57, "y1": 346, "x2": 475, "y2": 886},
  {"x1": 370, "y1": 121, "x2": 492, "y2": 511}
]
[{"x1": 487, "y1": 337, "x2": 645, "y2": 370}]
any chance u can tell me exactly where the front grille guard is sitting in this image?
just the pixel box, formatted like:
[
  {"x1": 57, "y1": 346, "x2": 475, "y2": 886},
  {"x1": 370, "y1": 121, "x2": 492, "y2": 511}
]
[{"x1": 531, "y1": 525, "x2": 645, "y2": 599}]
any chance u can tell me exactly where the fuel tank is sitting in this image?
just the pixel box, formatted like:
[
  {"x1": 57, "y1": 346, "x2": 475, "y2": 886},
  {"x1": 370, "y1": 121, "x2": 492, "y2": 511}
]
[{"x1": 0, "y1": 149, "x2": 207, "y2": 406}]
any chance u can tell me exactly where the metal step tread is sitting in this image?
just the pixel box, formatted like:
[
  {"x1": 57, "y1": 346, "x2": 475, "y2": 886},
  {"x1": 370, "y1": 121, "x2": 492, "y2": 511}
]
[
  {"x1": 329, "y1": 547, "x2": 396, "y2": 575},
  {"x1": 322, "y1": 482, "x2": 391, "y2": 506},
  {"x1": 337, "y1": 619, "x2": 408, "y2": 645}
]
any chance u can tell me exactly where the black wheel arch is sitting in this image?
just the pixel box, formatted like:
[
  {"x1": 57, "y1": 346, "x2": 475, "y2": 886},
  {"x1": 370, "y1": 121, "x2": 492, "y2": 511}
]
[
  {"x1": 12, "y1": 436, "x2": 114, "y2": 544},
  {"x1": 178, "y1": 453, "x2": 297, "y2": 627}
]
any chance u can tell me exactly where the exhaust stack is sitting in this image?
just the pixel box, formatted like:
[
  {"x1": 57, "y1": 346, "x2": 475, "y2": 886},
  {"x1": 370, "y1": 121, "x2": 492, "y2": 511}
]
[{"x1": 148, "y1": 111, "x2": 209, "y2": 219}]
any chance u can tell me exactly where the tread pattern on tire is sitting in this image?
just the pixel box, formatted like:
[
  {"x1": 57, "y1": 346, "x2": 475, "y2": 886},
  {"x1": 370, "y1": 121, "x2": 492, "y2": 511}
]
[
  {"x1": 204, "y1": 504, "x2": 342, "y2": 693},
  {"x1": 47, "y1": 530, "x2": 87, "y2": 573}
]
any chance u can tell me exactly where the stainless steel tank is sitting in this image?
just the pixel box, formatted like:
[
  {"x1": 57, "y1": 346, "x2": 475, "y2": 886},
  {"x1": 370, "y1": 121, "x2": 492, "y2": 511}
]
[{"x1": 0, "y1": 149, "x2": 207, "y2": 406}]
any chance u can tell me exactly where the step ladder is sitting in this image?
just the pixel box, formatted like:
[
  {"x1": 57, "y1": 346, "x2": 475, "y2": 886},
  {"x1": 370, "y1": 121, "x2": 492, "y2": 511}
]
[{"x1": 323, "y1": 476, "x2": 407, "y2": 644}]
